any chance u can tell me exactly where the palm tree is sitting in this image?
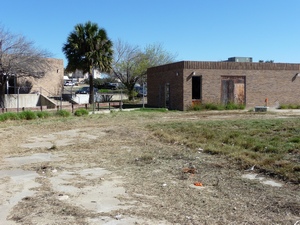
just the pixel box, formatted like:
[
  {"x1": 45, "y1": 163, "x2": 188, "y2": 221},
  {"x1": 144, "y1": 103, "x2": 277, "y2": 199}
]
[{"x1": 62, "y1": 21, "x2": 113, "y2": 104}]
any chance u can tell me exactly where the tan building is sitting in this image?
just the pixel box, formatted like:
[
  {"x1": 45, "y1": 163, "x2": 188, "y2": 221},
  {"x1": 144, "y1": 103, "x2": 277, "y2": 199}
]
[
  {"x1": 15, "y1": 58, "x2": 64, "y2": 96},
  {"x1": 147, "y1": 60, "x2": 300, "y2": 111},
  {"x1": 4, "y1": 58, "x2": 64, "y2": 109}
]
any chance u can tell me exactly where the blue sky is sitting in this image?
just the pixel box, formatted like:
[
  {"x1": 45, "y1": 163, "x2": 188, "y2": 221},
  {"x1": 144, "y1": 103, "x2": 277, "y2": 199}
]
[{"x1": 1, "y1": 0, "x2": 299, "y2": 66}]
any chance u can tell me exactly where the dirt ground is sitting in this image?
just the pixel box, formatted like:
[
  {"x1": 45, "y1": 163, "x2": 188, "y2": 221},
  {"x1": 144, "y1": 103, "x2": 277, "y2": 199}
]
[{"x1": 0, "y1": 109, "x2": 299, "y2": 225}]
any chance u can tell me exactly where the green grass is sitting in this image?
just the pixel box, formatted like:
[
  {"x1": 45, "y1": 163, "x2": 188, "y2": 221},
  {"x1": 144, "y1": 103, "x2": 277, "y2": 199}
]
[
  {"x1": 148, "y1": 118, "x2": 300, "y2": 183},
  {"x1": 139, "y1": 108, "x2": 169, "y2": 112},
  {"x1": 189, "y1": 102, "x2": 246, "y2": 111},
  {"x1": 279, "y1": 104, "x2": 300, "y2": 109},
  {"x1": 0, "y1": 110, "x2": 72, "y2": 122}
]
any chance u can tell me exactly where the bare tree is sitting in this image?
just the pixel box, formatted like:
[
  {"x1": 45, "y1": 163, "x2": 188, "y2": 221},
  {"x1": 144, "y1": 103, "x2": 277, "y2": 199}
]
[
  {"x1": 112, "y1": 40, "x2": 144, "y2": 100},
  {"x1": 0, "y1": 25, "x2": 52, "y2": 108},
  {"x1": 112, "y1": 40, "x2": 176, "y2": 100}
]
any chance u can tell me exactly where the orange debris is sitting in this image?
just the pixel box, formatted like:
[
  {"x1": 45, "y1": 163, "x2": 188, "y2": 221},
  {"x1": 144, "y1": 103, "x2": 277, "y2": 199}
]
[{"x1": 194, "y1": 182, "x2": 203, "y2": 186}]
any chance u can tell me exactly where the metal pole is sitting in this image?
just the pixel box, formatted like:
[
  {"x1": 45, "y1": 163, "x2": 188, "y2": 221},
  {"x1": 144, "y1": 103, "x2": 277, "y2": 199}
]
[
  {"x1": 17, "y1": 87, "x2": 20, "y2": 112},
  {"x1": 92, "y1": 67, "x2": 95, "y2": 114},
  {"x1": 142, "y1": 82, "x2": 145, "y2": 108},
  {"x1": 5, "y1": 78, "x2": 9, "y2": 108},
  {"x1": 6, "y1": 79, "x2": 9, "y2": 95},
  {"x1": 120, "y1": 88, "x2": 123, "y2": 111},
  {"x1": 60, "y1": 86, "x2": 63, "y2": 110}
]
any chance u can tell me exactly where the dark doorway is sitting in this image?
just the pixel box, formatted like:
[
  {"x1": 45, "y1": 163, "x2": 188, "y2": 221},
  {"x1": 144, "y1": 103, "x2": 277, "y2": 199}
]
[
  {"x1": 165, "y1": 83, "x2": 170, "y2": 108},
  {"x1": 192, "y1": 76, "x2": 202, "y2": 100},
  {"x1": 221, "y1": 76, "x2": 245, "y2": 105}
]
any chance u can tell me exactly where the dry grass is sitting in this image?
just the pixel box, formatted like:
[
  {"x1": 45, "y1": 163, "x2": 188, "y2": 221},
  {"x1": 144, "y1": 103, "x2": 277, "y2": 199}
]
[
  {"x1": 0, "y1": 110, "x2": 299, "y2": 224},
  {"x1": 148, "y1": 116, "x2": 300, "y2": 184}
]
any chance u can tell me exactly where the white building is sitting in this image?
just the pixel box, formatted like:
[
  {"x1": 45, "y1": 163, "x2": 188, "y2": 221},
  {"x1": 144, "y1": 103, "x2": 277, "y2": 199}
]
[{"x1": 66, "y1": 69, "x2": 105, "y2": 82}]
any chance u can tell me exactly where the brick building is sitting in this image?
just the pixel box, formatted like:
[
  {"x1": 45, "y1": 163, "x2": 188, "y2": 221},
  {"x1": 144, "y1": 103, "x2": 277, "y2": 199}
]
[{"x1": 147, "y1": 60, "x2": 300, "y2": 110}]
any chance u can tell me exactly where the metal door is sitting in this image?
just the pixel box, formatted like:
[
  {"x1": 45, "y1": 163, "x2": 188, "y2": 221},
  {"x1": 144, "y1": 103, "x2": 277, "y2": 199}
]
[{"x1": 221, "y1": 77, "x2": 245, "y2": 105}]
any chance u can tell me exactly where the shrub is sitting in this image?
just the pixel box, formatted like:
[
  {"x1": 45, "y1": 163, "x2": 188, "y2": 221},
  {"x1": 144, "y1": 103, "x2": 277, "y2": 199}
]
[
  {"x1": 0, "y1": 114, "x2": 5, "y2": 122},
  {"x1": 10, "y1": 112, "x2": 21, "y2": 120},
  {"x1": 204, "y1": 103, "x2": 222, "y2": 110},
  {"x1": 74, "y1": 109, "x2": 89, "y2": 116},
  {"x1": 0, "y1": 112, "x2": 18, "y2": 121},
  {"x1": 188, "y1": 104, "x2": 203, "y2": 111},
  {"x1": 225, "y1": 102, "x2": 245, "y2": 110},
  {"x1": 36, "y1": 111, "x2": 51, "y2": 118},
  {"x1": 19, "y1": 111, "x2": 37, "y2": 120},
  {"x1": 55, "y1": 110, "x2": 71, "y2": 117}
]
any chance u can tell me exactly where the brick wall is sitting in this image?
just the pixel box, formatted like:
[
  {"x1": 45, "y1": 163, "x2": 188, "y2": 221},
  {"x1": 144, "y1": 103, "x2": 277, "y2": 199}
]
[{"x1": 147, "y1": 62, "x2": 184, "y2": 110}]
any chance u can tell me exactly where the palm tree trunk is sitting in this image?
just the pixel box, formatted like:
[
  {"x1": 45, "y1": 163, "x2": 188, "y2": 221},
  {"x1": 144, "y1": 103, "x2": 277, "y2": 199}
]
[{"x1": 89, "y1": 73, "x2": 94, "y2": 104}]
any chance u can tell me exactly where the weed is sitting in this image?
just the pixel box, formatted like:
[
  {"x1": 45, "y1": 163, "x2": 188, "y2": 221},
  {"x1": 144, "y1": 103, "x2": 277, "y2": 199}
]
[
  {"x1": 55, "y1": 110, "x2": 71, "y2": 117},
  {"x1": 289, "y1": 136, "x2": 300, "y2": 143},
  {"x1": 19, "y1": 111, "x2": 37, "y2": 120},
  {"x1": 139, "y1": 108, "x2": 168, "y2": 112},
  {"x1": 225, "y1": 102, "x2": 245, "y2": 110},
  {"x1": 139, "y1": 154, "x2": 154, "y2": 163},
  {"x1": 0, "y1": 112, "x2": 20, "y2": 121},
  {"x1": 74, "y1": 109, "x2": 89, "y2": 116},
  {"x1": 189, "y1": 102, "x2": 245, "y2": 111},
  {"x1": 148, "y1": 118, "x2": 300, "y2": 183},
  {"x1": 280, "y1": 104, "x2": 300, "y2": 109},
  {"x1": 36, "y1": 111, "x2": 51, "y2": 118}
]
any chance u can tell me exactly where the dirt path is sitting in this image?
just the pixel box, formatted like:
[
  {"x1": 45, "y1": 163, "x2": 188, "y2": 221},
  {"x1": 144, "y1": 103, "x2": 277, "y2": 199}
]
[{"x1": 0, "y1": 110, "x2": 299, "y2": 224}]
